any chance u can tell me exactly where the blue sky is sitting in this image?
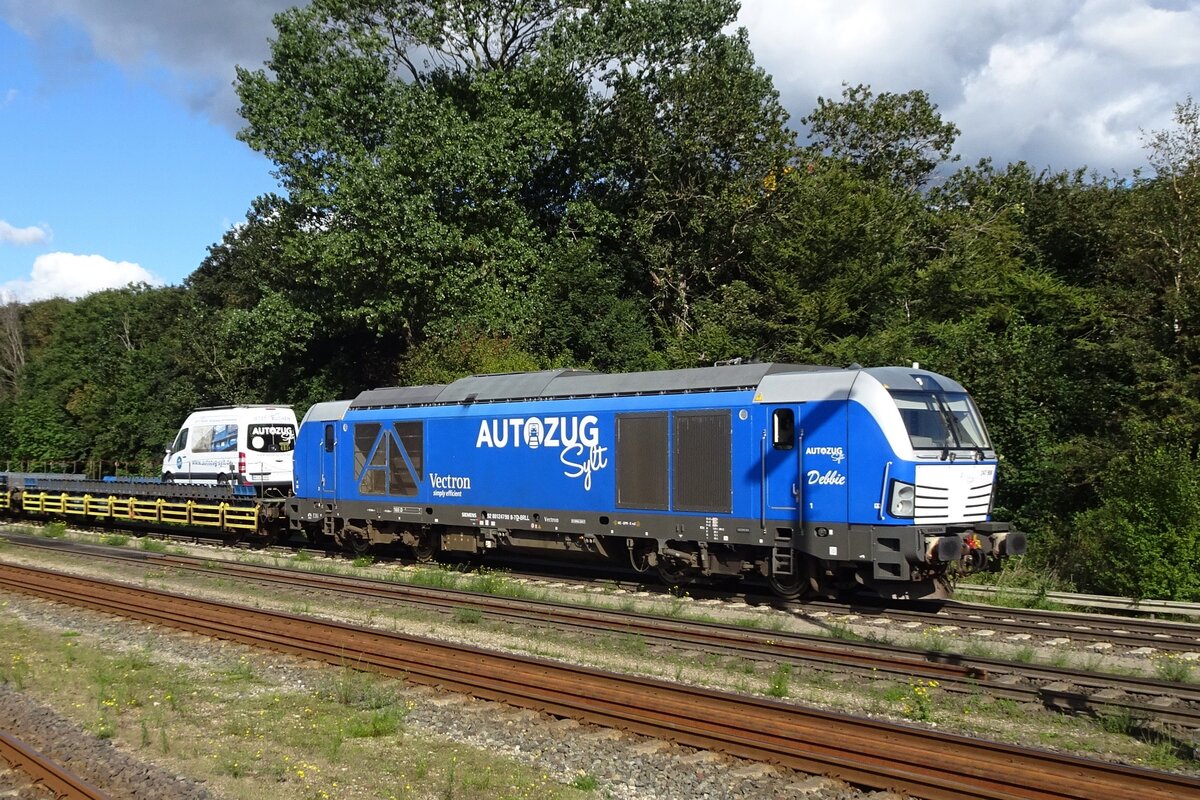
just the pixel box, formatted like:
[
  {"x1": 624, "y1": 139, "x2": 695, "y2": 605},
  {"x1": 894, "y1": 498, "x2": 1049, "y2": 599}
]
[
  {"x1": 0, "y1": 14, "x2": 279, "y2": 300},
  {"x1": 1, "y1": 0, "x2": 1197, "y2": 302}
]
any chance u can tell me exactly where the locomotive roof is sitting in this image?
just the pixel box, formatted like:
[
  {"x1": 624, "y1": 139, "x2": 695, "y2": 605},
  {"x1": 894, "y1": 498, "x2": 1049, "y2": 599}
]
[
  {"x1": 349, "y1": 363, "x2": 837, "y2": 409},
  {"x1": 300, "y1": 399, "x2": 352, "y2": 425}
]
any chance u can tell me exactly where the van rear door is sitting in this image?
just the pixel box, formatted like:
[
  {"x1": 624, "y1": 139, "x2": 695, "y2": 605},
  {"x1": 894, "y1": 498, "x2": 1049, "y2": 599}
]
[{"x1": 246, "y1": 422, "x2": 296, "y2": 484}]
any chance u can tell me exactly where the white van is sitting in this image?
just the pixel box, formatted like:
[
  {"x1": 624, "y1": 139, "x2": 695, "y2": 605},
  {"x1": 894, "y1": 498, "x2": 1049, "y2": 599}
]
[{"x1": 162, "y1": 406, "x2": 297, "y2": 490}]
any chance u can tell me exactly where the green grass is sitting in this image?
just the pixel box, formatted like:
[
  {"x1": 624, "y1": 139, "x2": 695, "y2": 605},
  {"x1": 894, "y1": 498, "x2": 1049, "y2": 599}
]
[
  {"x1": 823, "y1": 620, "x2": 863, "y2": 641},
  {"x1": 960, "y1": 558, "x2": 1073, "y2": 611},
  {"x1": 570, "y1": 773, "x2": 599, "y2": 791},
  {"x1": 453, "y1": 607, "x2": 484, "y2": 624},
  {"x1": 343, "y1": 706, "x2": 406, "y2": 738},
  {"x1": 595, "y1": 633, "x2": 649, "y2": 659},
  {"x1": 766, "y1": 664, "x2": 792, "y2": 698},
  {"x1": 1153, "y1": 652, "x2": 1196, "y2": 683},
  {"x1": 0, "y1": 615, "x2": 594, "y2": 800},
  {"x1": 408, "y1": 567, "x2": 465, "y2": 590},
  {"x1": 40, "y1": 521, "x2": 67, "y2": 538},
  {"x1": 918, "y1": 628, "x2": 952, "y2": 653}
]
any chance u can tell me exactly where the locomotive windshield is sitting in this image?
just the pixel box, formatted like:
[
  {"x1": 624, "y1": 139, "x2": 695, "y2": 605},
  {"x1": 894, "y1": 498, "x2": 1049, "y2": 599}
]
[{"x1": 889, "y1": 390, "x2": 990, "y2": 451}]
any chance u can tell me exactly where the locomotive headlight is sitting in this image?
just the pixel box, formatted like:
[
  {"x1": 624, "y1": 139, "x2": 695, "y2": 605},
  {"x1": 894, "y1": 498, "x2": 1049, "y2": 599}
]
[{"x1": 889, "y1": 481, "x2": 916, "y2": 518}]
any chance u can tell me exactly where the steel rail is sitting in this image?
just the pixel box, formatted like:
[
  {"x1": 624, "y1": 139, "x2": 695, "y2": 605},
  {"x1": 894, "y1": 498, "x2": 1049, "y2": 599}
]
[
  {"x1": 957, "y1": 584, "x2": 1200, "y2": 620},
  {"x1": 0, "y1": 562, "x2": 1196, "y2": 800},
  {"x1": 6, "y1": 535, "x2": 1200, "y2": 730},
  {"x1": 802, "y1": 599, "x2": 1200, "y2": 652},
  {"x1": 0, "y1": 731, "x2": 110, "y2": 800},
  {"x1": 142, "y1": 553, "x2": 1200, "y2": 729}
]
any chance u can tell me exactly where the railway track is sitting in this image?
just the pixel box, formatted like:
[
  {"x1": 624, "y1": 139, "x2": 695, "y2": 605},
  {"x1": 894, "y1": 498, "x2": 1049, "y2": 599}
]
[
  {"x1": 801, "y1": 598, "x2": 1200, "y2": 653},
  {"x1": 5, "y1": 533, "x2": 1200, "y2": 732},
  {"x1": 127, "y1": 554, "x2": 1200, "y2": 731},
  {"x1": 15, "y1": 518, "x2": 1200, "y2": 652},
  {"x1": 0, "y1": 732, "x2": 109, "y2": 800},
  {"x1": 0, "y1": 560, "x2": 1196, "y2": 800},
  {"x1": 957, "y1": 584, "x2": 1200, "y2": 620}
]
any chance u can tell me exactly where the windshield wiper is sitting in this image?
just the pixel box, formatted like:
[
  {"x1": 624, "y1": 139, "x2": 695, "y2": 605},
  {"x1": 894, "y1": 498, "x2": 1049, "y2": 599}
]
[
  {"x1": 934, "y1": 395, "x2": 988, "y2": 460},
  {"x1": 932, "y1": 395, "x2": 962, "y2": 460}
]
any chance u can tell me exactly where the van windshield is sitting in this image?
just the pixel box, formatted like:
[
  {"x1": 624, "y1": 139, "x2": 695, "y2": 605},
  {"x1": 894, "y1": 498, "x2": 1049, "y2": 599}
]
[
  {"x1": 889, "y1": 390, "x2": 990, "y2": 451},
  {"x1": 249, "y1": 424, "x2": 296, "y2": 453}
]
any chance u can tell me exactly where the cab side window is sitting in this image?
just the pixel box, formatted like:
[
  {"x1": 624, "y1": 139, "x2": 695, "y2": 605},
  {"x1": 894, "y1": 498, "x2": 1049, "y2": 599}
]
[
  {"x1": 170, "y1": 429, "x2": 188, "y2": 455},
  {"x1": 772, "y1": 409, "x2": 795, "y2": 450}
]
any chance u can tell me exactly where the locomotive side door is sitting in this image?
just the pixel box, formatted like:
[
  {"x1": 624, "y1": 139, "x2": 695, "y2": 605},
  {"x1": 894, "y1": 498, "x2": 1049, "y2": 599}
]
[
  {"x1": 763, "y1": 404, "x2": 806, "y2": 594},
  {"x1": 318, "y1": 423, "x2": 337, "y2": 497},
  {"x1": 764, "y1": 406, "x2": 801, "y2": 517}
]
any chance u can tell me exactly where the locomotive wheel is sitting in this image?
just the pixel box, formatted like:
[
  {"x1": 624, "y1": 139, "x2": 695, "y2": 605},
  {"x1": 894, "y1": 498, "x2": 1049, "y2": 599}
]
[
  {"x1": 768, "y1": 556, "x2": 815, "y2": 601},
  {"x1": 336, "y1": 523, "x2": 371, "y2": 555},
  {"x1": 411, "y1": 531, "x2": 437, "y2": 563},
  {"x1": 657, "y1": 559, "x2": 693, "y2": 587}
]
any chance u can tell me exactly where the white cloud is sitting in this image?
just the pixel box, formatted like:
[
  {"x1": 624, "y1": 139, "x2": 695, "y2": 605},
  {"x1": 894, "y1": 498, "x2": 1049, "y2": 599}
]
[
  {"x1": 737, "y1": 0, "x2": 1200, "y2": 174},
  {"x1": 1, "y1": 252, "x2": 163, "y2": 302},
  {"x1": 0, "y1": 220, "x2": 49, "y2": 246},
  {"x1": 1077, "y1": 0, "x2": 1200, "y2": 69},
  {"x1": 1, "y1": 0, "x2": 1196, "y2": 174},
  {"x1": 0, "y1": 0, "x2": 293, "y2": 128}
]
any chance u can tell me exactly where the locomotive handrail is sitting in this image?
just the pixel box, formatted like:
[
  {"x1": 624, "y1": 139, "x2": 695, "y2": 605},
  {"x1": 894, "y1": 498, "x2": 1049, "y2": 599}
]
[
  {"x1": 795, "y1": 427, "x2": 804, "y2": 511},
  {"x1": 877, "y1": 461, "x2": 892, "y2": 521},
  {"x1": 759, "y1": 431, "x2": 766, "y2": 530}
]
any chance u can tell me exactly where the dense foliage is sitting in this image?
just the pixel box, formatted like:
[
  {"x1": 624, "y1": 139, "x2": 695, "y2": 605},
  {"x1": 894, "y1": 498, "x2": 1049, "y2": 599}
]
[{"x1": 2, "y1": 1, "x2": 1198, "y2": 598}]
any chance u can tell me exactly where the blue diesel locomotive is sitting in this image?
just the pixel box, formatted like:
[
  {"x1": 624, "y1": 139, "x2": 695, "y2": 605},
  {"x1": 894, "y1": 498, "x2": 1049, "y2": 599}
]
[{"x1": 288, "y1": 363, "x2": 1024, "y2": 599}]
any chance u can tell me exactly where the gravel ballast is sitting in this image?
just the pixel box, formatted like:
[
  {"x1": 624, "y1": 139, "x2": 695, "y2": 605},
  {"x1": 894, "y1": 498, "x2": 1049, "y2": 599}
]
[
  {"x1": 0, "y1": 587, "x2": 884, "y2": 800},
  {"x1": 0, "y1": 682, "x2": 212, "y2": 800}
]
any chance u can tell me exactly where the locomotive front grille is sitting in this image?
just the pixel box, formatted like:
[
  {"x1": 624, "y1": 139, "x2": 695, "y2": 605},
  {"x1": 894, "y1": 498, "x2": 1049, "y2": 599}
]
[{"x1": 913, "y1": 464, "x2": 996, "y2": 524}]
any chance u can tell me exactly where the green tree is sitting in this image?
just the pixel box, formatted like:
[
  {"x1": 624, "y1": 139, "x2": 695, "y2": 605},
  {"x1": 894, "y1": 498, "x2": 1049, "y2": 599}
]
[
  {"x1": 737, "y1": 157, "x2": 926, "y2": 363},
  {"x1": 597, "y1": 26, "x2": 793, "y2": 343},
  {"x1": 1113, "y1": 97, "x2": 1200, "y2": 434},
  {"x1": 1069, "y1": 428, "x2": 1200, "y2": 600},
  {"x1": 232, "y1": 0, "x2": 792, "y2": 378},
  {"x1": 802, "y1": 83, "x2": 960, "y2": 192},
  {"x1": 0, "y1": 287, "x2": 198, "y2": 474}
]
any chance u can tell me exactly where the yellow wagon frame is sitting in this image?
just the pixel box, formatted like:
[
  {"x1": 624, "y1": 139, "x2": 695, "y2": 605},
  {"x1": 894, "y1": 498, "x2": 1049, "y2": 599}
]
[{"x1": 6, "y1": 490, "x2": 259, "y2": 534}]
